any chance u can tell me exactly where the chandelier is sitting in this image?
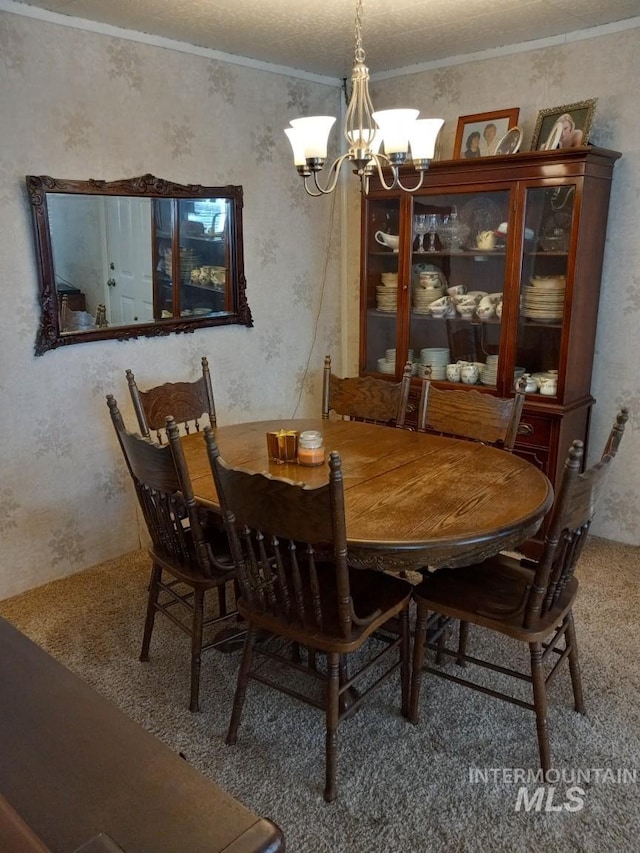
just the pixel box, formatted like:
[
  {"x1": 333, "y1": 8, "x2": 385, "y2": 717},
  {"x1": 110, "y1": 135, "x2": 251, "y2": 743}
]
[{"x1": 285, "y1": 0, "x2": 443, "y2": 197}]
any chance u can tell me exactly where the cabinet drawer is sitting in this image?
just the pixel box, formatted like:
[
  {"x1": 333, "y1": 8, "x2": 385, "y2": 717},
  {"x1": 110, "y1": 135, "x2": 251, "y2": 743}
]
[
  {"x1": 514, "y1": 443, "x2": 550, "y2": 475},
  {"x1": 516, "y1": 414, "x2": 552, "y2": 447}
]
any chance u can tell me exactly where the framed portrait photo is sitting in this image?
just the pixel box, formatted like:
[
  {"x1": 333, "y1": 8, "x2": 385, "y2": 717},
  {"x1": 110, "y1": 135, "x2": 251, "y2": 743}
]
[
  {"x1": 452, "y1": 108, "x2": 520, "y2": 159},
  {"x1": 531, "y1": 99, "x2": 597, "y2": 151}
]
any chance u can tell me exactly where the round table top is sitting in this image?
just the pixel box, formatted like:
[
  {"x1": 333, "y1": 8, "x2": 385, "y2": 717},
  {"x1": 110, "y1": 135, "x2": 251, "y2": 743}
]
[{"x1": 182, "y1": 418, "x2": 553, "y2": 571}]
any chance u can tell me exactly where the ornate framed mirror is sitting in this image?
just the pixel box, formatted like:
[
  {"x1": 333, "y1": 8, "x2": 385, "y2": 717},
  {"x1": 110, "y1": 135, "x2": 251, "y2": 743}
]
[{"x1": 26, "y1": 174, "x2": 253, "y2": 355}]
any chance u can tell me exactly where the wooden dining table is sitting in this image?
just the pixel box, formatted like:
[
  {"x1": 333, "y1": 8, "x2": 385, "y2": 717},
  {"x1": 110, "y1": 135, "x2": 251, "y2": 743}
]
[{"x1": 182, "y1": 418, "x2": 553, "y2": 572}]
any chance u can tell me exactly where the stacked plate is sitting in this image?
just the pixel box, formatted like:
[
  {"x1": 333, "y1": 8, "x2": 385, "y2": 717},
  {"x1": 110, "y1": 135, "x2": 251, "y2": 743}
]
[
  {"x1": 413, "y1": 284, "x2": 444, "y2": 313},
  {"x1": 419, "y1": 347, "x2": 450, "y2": 380},
  {"x1": 376, "y1": 286, "x2": 398, "y2": 312},
  {"x1": 479, "y1": 354, "x2": 499, "y2": 386},
  {"x1": 164, "y1": 247, "x2": 200, "y2": 282},
  {"x1": 521, "y1": 276, "x2": 566, "y2": 323},
  {"x1": 376, "y1": 273, "x2": 398, "y2": 312}
]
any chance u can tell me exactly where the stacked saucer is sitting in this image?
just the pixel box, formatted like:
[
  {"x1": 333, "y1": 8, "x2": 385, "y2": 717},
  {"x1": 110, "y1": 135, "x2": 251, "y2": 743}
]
[
  {"x1": 376, "y1": 272, "x2": 399, "y2": 312},
  {"x1": 521, "y1": 276, "x2": 566, "y2": 323},
  {"x1": 480, "y1": 354, "x2": 499, "y2": 386},
  {"x1": 377, "y1": 348, "x2": 397, "y2": 374},
  {"x1": 413, "y1": 284, "x2": 444, "y2": 313},
  {"x1": 419, "y1": 347, "x2": 450, "y2": 380}
]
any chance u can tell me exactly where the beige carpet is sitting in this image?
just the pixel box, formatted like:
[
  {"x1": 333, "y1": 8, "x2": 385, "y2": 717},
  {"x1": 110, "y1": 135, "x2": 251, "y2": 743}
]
[{"x1": 1, "y1": 536, "x2": 639, "y2": 852}]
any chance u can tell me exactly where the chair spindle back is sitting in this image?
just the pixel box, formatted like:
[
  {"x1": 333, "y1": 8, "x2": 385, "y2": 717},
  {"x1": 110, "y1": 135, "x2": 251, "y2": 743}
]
[
  {"x1": 126, "y1": 356, "x2": 217, "y2": 443},
  {"x1": 205, "y1": 429, "x2": 369, "y2": 641},
  {"x1": 417, "y1": 369, "x2": 526, "y2": 450},
  {"x1": 525, "y1": 408, "x2": 628, "y2": 626},
  {"x1": 322, "y1": 355, "x2": 413, "y2": 427},
  {"x1": 107, "y1": 395, "x2": 214, "y2": 578}
]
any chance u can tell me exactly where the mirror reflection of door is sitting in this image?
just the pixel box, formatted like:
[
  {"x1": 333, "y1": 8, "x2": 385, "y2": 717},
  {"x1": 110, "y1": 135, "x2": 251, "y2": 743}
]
[
  {"x1": 104, "y1": 197, "x2": 153, "y2": 325},
  {"x1": 47, "y1": 194, "x2": 153, "y2": 330}
]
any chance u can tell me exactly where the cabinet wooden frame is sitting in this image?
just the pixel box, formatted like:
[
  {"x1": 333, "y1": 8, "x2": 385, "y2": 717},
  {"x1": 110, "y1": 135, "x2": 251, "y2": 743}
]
[{"x1": 359, "y1": 147, "x2": 620, "y2": 553}]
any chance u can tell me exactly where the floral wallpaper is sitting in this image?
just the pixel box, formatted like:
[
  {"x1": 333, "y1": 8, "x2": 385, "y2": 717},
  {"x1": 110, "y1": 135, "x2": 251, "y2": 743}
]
[
  {"x1": 0, "y1": 9, "x2": 638, "y2": 600},
  {"x1": 0, "y1": 9, "x2": 342, "y2": 599}
]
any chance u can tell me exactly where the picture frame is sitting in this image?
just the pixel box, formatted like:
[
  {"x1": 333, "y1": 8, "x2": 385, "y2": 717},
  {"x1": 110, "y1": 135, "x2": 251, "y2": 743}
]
[
  {"x1": 530, "y1": 99, "x2": 597, "y2": 151},
  {"x1": 452, "y1": 108, "x2": 520, "y2": 159}
]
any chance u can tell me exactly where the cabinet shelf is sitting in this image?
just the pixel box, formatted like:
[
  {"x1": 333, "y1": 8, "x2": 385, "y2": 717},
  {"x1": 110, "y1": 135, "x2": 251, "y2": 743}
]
[{"x1": 412, "y1": 249, "x2": 507, "y2": 258}]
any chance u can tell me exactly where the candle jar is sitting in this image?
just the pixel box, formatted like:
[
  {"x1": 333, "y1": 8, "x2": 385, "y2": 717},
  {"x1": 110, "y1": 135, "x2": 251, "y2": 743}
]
[
  {"x1": 297, "y1": 430, "x2": 326, "y2": 466},
  {"x1": 266, "y1": 429, "x2": 299, "y2": 464}
]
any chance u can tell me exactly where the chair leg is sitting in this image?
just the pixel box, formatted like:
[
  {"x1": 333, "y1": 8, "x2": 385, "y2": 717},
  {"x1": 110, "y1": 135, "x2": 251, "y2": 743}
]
[
  {"x1": 140, "y1": 564, "x2": 161, "y2": 662},
  {"x1": 399, "y1": 608, "x2": 410, "y2": 719},
  {"x1": 409, "y1": 607, "x2": 429, "y2": 724},
  {"x1": 190, "y1": 589, "x2": 205, "y2": 713},
  {"x1": 324, "y1": 651, "x2": 340, "y2": 803},
  {"x1": 226, "y1": 625, "x2": 258, "y2": 745},
  {"x1": 217, "y1": 584, "x2": 227, "y2": 618},
  {"x1": 565, "y1": 611, "x2": 586, "y2": 714},
  {"x1": 529, "y1": 642, "x2": 551, "y2": 773},
  {"x1": 456, "y1": 621, "x2": 469, "y2": 666},
  {"x1": 435, "y1": 616, "x2": 448, "y2": 665}
]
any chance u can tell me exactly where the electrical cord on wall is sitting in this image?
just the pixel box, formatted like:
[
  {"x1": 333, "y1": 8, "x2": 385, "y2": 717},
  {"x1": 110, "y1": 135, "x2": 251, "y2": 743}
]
[{"x1": 290, "y1": 188, "x2": 338, "y2": 418}]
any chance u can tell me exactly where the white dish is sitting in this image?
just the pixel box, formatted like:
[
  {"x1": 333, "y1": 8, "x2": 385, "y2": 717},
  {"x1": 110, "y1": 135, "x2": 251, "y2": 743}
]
[{"x1": 495, "y1": 126, "x2": 523, "y2": 155}]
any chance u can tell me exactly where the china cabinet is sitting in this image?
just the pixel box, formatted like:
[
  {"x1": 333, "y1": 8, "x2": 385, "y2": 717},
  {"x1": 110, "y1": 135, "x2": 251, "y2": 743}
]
[{"x1": 360, "y1": 147, "x2": 620, "y2": 551}]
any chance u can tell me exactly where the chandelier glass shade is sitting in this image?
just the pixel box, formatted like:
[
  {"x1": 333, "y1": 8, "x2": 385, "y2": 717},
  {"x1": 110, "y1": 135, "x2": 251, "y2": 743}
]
[{"x1": 285, "y1": 0, "x2": 443, "y2": 196}]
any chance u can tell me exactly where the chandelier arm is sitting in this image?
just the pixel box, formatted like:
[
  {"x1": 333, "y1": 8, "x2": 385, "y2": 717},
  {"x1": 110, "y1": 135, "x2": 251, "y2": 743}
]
[
  {"x1": 371, "y1": 157, "x2": 400, "y2": 192},
  {"x1": 303, "y1": 153, "x2": 353, "y2": 196},
  {"x1": 394, "y1": 171, "x2": 426, "y2": 193},
  {"x1": 370, "y1": 156, "x2": 426, "y2": 193}
]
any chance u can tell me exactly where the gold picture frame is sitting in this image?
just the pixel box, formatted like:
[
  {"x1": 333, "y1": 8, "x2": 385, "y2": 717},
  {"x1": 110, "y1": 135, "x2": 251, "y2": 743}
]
[
  {"x1": 530, "y1": 99, "x2": 597, "y2": 151},
  {"x1": 452, "y1": 108, "x2": 520, "y2": 159}
]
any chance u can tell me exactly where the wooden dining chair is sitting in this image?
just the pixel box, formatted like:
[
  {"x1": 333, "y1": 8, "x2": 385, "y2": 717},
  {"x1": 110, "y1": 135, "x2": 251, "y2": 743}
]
[
  {"x1": 416, "y1": 367, "x2": 526, "y2": 450},
  {"x1": 106, "y1": 395, "x2": 241, "y2": 712},
  {"x1": 126, "y1": 355, "x2": 217, "y2": 444},
  {"x1": 322, "y1": 354, "x2": 413, "y2": 427},
  {"x1": 205, "y1": 427, "x2": 413, "y2": 802},
  {"x1": 409, "y1": 408, "x2": 628, "y2": 772}
]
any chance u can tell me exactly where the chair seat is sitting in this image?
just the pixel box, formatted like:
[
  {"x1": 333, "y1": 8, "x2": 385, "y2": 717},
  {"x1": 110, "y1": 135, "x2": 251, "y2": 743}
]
[
  {"x1": 413, "y1": 555, "x2": 578, "y2": 642},
  {"x1": 239, "y1": 564, "x2": 412, "y2": 653}
]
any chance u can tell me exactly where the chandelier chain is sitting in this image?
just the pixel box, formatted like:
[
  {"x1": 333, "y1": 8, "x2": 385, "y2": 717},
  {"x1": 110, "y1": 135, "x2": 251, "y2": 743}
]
[
  {"x1": 286, "y1": 0, "x2": 443, "y2": 196},
  {"x1": 354, "y1": 0, "x2": 365, "y2": 64}
]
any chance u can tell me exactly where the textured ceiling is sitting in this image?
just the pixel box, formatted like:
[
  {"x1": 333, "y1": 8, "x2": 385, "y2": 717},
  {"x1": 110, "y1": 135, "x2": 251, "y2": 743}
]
[{"x1": 10, "y1": 0, "x2": 640, "y2": 77}]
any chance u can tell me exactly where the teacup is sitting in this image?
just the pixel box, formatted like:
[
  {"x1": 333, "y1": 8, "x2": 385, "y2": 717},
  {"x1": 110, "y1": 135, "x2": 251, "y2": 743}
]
[
  {"x1": 521, "y1": 374, "x2": 539, "y2": 394},
  {"x1": 428, "y1": 295, "x2": 450, "y2": 310},
  {"x1": 460, "y1": 364, "x2": 479, "y2": 385},
  {"x1": 457, "y1": 301, "x2": 476, "y2": 319},
  {"x1": 446, "y1": 363, "x2": 461, "y2": 382},
  {"x1": 447, "y1": 285, "x2": 467, "y2": 297},
  {"x1": 476, "y1": 230, "x2": 496, "y2": 250},
  {"x1": 375, "y1": 231, "x2": 400, "y2": 252},
  {"x1": 419, "y1": 271, "x2": 442, "y2": 288},
  {"x1": 539, "y1": 378, "x2": 558, "y2": 396},
  {"x1": 477, "y1": 304, "x2": 495, "y2": 320}
]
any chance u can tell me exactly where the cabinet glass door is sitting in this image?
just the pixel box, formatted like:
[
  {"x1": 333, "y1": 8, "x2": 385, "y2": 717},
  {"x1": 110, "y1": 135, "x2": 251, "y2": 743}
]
[
  {"x1": 177, "y1": 198, "x2": 229, "y2": 317},
  {"x1": 362, "y1": 198, "x2": 402, "y2": 375},
  {"x1": 409, "y1": 189, "x2": 509, "y2": 387},
  {"x1": 515, "y1": 184, "x2": 576, "y2": 399}
]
